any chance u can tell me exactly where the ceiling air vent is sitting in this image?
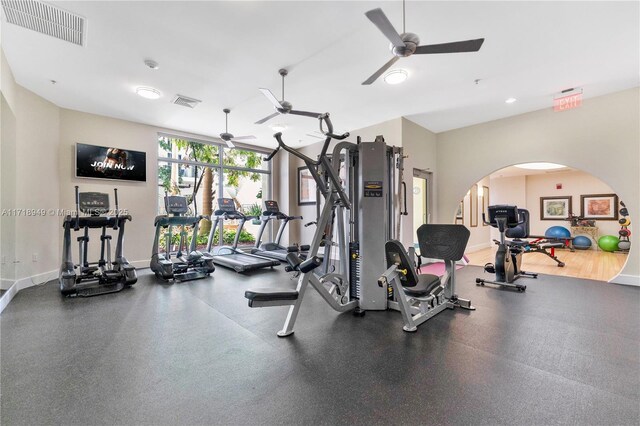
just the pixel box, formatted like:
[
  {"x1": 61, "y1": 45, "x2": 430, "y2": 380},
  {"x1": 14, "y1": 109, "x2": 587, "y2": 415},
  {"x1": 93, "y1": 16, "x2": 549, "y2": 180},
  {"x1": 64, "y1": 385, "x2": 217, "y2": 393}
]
[
  {"x1": 172, "y1": 95, "x2": 202, "y2": 109},
  {"x1": 1, "y1": 0, "x2": 86, "y2": 46}
]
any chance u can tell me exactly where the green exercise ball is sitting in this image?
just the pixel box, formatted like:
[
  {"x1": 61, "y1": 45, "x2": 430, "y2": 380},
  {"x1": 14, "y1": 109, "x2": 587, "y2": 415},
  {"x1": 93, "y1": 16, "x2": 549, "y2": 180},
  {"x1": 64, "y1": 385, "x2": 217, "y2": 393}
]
[{"x1": 598, "y1": 235, "x2": 620, "y2": 252}]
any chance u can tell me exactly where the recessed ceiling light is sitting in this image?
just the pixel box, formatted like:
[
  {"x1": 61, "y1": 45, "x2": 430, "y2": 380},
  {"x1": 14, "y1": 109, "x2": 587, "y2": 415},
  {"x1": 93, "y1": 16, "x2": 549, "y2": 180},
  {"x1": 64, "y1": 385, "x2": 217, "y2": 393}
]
[
  {"x1": 384, "y1": 69, "x2": 408, "y2": 85},
  {"x1": 136, "y1": 87, "x2": 161, "y2": 99},
  {"x1": 514, "y1": 162, "x2": 566, "y2": 170},
  {"x1": 505, "y1": 97, "x2": 517, "y2": 104},
  {"x1": 271, "y1": 124, "x2": 287, "y2": 132}
]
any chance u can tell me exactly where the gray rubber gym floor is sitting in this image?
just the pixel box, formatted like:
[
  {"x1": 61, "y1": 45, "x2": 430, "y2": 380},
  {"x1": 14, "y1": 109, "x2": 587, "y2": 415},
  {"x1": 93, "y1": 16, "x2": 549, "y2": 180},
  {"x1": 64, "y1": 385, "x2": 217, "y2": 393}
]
[{"x1": 1, "y1": 264, "x2": 639, "y2": 425}]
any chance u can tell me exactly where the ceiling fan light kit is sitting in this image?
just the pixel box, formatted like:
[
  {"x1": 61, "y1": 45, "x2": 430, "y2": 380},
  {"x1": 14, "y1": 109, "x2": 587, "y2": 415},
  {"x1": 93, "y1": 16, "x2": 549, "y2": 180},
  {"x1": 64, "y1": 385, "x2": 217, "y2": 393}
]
[
  {"x1": 384, "y1": 69, "x2": 408, "y2": 85},
  {"x1": 362, "y1": 1, "x2": 485, "y2": 85}
]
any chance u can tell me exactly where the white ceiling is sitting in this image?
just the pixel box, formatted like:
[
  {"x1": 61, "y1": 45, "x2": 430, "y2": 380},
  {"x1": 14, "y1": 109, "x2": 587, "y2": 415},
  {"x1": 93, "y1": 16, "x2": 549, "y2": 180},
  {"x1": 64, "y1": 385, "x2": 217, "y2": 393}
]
[
  {"x1": 2, "y1": 1, "x2": 639, "y2": 148},
  {"x1": 490, "y1": 165, "x2": 577, "y2": 179}
]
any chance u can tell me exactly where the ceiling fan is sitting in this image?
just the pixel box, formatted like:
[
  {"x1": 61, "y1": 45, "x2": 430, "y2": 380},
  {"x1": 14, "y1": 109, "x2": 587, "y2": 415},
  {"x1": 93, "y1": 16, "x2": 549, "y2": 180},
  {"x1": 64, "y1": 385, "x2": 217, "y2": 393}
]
[
  {"x1": 219, "y1": 108, "x2": 255, "y2": 148},
  {"x1": 362, "y1": 0, "x2": 485, "y2": 85},
  {"x1": 255, "y1": 69, "x2": 321, "y2": 124}
]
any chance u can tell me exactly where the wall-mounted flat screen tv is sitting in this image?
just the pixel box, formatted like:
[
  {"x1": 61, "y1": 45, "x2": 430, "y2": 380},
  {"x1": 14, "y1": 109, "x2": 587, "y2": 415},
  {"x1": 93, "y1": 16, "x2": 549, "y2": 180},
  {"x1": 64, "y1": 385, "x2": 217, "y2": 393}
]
[{"x1": 76, "y1": 143, "x2": 146, "y2": 182}]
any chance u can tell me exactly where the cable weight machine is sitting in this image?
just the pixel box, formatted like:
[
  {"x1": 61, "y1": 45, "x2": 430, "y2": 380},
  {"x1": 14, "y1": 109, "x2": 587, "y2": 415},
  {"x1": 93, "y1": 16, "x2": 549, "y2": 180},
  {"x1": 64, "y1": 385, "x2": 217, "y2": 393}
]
[{"x1": 244, "y1": 110, "x2": 406, "y2": 336}]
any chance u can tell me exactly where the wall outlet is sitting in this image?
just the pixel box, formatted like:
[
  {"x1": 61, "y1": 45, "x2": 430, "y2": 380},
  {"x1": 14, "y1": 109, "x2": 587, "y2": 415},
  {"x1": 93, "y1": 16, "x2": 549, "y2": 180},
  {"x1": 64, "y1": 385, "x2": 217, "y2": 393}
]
[{"x1": 32, "y1": 253, "x2": 38, "y2": 262}]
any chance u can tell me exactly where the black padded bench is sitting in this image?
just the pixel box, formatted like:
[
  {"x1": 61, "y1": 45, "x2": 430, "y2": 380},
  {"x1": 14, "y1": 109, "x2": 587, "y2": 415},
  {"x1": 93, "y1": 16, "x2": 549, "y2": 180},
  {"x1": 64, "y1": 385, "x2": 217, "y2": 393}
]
[{"x1": 245, "y1": 288, "x2": 299, "y2": 307}]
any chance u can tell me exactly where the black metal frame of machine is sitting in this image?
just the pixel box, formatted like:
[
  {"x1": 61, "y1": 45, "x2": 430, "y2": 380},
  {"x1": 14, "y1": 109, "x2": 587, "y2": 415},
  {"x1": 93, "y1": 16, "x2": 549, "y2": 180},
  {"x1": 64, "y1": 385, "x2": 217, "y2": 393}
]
[
  {"x1": 205, "y1": 198, "x2": 280, "y2": 273},
  {"x1": 251, "y1": 200, "x2": 309, "y2": 262},
  {"x1": 150, "y1": 194, "x2": 215, "y2": 282},
  {"x1": 244, "y1": 110, "x2": 467, "y2": 335},
  {"x1": 59, "y1": 186, "x2": 137, "y2": 297}
]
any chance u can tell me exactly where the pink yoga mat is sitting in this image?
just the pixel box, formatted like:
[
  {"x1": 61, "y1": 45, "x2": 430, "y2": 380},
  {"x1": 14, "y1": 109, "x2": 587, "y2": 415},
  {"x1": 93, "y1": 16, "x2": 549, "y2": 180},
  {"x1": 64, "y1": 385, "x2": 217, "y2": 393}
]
[{"x1": 418, "y1": 262, "x2": 464, "y2": 276}]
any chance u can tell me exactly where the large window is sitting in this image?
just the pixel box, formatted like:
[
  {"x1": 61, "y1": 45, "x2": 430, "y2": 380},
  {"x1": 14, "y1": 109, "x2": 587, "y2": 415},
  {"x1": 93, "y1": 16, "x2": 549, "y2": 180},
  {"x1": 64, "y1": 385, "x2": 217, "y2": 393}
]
[{"x1": 157, "y1": 135, "x2": 270, "y2": 249}]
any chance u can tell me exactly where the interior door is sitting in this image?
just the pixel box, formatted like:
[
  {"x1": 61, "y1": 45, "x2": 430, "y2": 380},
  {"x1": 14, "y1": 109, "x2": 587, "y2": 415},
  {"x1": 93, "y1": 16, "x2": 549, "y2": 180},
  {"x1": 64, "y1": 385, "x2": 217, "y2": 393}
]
[{"x1": 412, "y1": 169, "x2": 432, "y2": 243}]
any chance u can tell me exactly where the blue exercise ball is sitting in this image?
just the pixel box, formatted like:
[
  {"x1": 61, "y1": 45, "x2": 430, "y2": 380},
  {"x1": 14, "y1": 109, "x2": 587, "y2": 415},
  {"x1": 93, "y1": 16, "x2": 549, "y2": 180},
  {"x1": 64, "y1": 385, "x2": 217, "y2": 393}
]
[
  {"x1": 573, "y1": 235, "x2": 592, "y2": 250},
  {"x1": 545, "y1": 226, "x2": 571, "y2": 239}
]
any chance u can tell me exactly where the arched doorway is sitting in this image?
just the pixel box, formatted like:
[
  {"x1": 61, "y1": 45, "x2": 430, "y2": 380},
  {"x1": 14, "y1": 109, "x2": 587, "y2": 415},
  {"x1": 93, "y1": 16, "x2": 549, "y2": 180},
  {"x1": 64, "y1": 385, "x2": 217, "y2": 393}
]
[{"x1": 456, "y1": 163, "x2": 631, "y2": 282}]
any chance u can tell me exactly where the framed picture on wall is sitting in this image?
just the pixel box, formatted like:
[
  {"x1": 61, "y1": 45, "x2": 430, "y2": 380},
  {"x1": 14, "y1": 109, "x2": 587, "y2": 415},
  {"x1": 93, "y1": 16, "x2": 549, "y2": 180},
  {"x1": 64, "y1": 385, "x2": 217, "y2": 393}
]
[
  {"x1": 482, "y1": 185, "x2": 490, "y2": 226},
  {"x1": 298, "y1": 166, "x2": 317, "y2": 205},
  {"x1": 470, "y1": 185, "x2": 478, "y2": 227},
  {"x1": 455, "y1": 201, "x2": 464, "y2": 224},
  {"x1": 540, "y1": 196, "x2": 572, "y2": 220},
  {"x1": 580, "y1": 193, "x2": 618, "y2": 220}
]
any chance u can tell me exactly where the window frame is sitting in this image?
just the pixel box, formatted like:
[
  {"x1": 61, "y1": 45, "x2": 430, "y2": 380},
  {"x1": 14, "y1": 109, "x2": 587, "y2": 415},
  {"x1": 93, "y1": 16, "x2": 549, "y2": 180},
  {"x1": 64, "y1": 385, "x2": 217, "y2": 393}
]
[{"x1": 157, "y1": 134, "x2": 273, "y2": 244}]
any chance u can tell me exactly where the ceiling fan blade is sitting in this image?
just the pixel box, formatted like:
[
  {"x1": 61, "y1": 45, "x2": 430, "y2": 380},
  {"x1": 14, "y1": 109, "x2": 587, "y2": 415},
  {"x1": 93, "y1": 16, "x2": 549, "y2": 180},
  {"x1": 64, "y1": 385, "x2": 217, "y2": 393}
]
[
  {"x1": 224, "y1": 140, "x2": 235, "y2": 149},
  {"x1": 362, "y1": 56, "x2": 400, "y2": 85},
  {"x1": 254, "y1": 111, "x2": 280, "y2": 125},
  {"x1": 259, "y1": 88, "x2": 282, "y2": 109},
  {"x1": 306, "y1": 132, "x2": 325, "y2": 139},
  {"x1": 231, "y1": 135, "x2": 256, "y2": 141},
  {"x1": 289, "y1": 110, "x2": 322, "y2": 119},
  {"x1": 365, "y1": 8, "x2": 405, "y2": 48},
  {"x1": 414, "y1": 38, "x2": 485, "y2": 54}
]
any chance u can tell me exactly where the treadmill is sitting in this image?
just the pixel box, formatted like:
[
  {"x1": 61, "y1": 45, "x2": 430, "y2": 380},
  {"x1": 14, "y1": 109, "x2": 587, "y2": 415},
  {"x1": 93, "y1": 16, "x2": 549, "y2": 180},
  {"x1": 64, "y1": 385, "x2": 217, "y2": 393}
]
[
  {"x1": 206, "y1": 198, "x2": 280, "y2": 273},
  {"x1": 252, "y1": 200, "x2": 309, "y2": 262}
]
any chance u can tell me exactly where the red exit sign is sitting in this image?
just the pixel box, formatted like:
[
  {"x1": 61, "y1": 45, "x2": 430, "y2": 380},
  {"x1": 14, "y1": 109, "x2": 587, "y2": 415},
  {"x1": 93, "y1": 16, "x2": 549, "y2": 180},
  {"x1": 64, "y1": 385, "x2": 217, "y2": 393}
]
[{"x1": 554, "y1": 92, "x2": 583, "y2": 112}]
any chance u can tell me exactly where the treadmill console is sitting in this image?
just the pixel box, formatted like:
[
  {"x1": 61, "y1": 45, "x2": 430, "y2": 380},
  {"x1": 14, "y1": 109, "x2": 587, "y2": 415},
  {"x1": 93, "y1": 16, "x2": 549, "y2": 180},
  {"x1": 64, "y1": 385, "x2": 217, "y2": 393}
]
[
  {"x1": 165, "y1": 196, "x2": 189, "y2": 215},
  {"x1": 218, "y1": 198, "x2": 237, "y2": 213},
  {"x1": 79, "y1": 192, "x2": 110, "y2": 216},
  {"x1": 263, "y1": 200, "x2": 280, "y2": 214}
]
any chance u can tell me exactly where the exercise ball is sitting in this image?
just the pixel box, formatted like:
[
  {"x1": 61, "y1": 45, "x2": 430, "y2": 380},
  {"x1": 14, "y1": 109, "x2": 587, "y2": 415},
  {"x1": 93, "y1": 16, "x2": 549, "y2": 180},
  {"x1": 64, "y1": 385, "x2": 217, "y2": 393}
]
[
  {"x1": 545, "y1": 226, "x2": 571, "y2": 239},
  {"x1": 618, "y1": 241, "x2": 631, "y2": 251},
  {"x1": 619, "y1": 217, "x2": 631, "y2": 226},
  {"x1": 598, "y1": 235, "x2": 620, "y2": 252},
  {"x1": 619, "y1": 207, "x2": 629, "y2": 216},
  {"x1": 573, "y1": 235, "x2": 592, "y2": 250},
  {"x1": 619, "y1": 229, "x2": 631, "y2": 238}
]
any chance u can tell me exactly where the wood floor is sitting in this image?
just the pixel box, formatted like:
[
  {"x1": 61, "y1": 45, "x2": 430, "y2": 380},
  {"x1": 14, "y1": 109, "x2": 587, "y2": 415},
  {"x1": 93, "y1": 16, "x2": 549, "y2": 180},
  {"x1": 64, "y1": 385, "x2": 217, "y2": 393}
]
[{"x1": 466, "y1": 246, "x2": 629, "y2": 282}]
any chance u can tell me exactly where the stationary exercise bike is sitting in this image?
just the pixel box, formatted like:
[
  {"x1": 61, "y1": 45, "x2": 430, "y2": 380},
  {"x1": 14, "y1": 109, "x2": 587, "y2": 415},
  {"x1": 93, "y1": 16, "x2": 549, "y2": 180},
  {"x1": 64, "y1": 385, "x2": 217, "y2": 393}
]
[{"x1": 476, "y1": 205, "x2": 537, "y2": 292}]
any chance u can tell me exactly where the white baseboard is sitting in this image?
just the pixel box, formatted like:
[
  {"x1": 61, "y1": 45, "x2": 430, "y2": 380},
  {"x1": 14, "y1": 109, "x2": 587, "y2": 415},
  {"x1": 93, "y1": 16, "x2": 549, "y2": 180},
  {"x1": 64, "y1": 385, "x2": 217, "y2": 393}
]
[
  {"x1": 0, "y1": 259, "x2": 150, "y2": 313},
  {"x1": 609, "y1": 274, "x2": 640, "y2": 287},
  {"x1": 0, "y1": 283, "x2": 18, "y2": 313},
  {"x1": 0, "y1": 278, "x2": 14, "y2": 291},
  {"x1": 0, "y1": 269, "x2": 57, "y2": 314}
]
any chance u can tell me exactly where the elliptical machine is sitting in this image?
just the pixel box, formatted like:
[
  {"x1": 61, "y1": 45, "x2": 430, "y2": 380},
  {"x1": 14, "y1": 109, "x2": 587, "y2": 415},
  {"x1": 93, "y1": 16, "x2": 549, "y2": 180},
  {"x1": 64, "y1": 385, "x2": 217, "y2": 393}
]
[
  {"x1": 151, "y1": 194, "x2": 215, "y2": 281},
  {"x1": 59, "y1": 186, "x2": 137, "y2": 297},
  {"x1": 476, "y1": 205, "x2": 537, "y2": 292}
]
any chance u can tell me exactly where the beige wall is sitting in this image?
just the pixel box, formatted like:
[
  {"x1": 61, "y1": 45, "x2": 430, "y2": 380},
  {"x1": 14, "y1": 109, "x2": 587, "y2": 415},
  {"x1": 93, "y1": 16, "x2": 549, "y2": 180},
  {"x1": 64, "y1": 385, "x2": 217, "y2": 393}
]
[
  {"x1": 1, "y1": 50, "x2": 18, "y2": 284},
  {"x1": 1, "y1": 93, "x2": 17, "y2": 282},
  {"x1": 287, "y1": 118, "x2": 404, "y2": 247},
  {"x1": 1, "y1": 48, "x2": 60, "y2": 287},
  {"x1": 286, "y1": 117, "x2": 437, "y2": 249},
  {"x1": 461, "y1": 176, "x2": 492, "y2": 253},
  {"x1": 436, "y1": 88, "x2": 640, "y2": 285},
  {"x1": 525, "y1": 171, "x2": 620, "y2": 238},
  {"x1": 489, "y1": 171, "x2": 621, "y2": 243},
  {"x1": 58, "y1": 109, "x2": 159, "y2": 266},
  {"x1": 13, "y1": 87, "x2": 60, "y2": 283},
  {"x1": 489, "y1": 175, "x2": 527, "y2": 241},
  {"x1": 401, "y1": 118, "x2": 437, "y2": 245}
]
